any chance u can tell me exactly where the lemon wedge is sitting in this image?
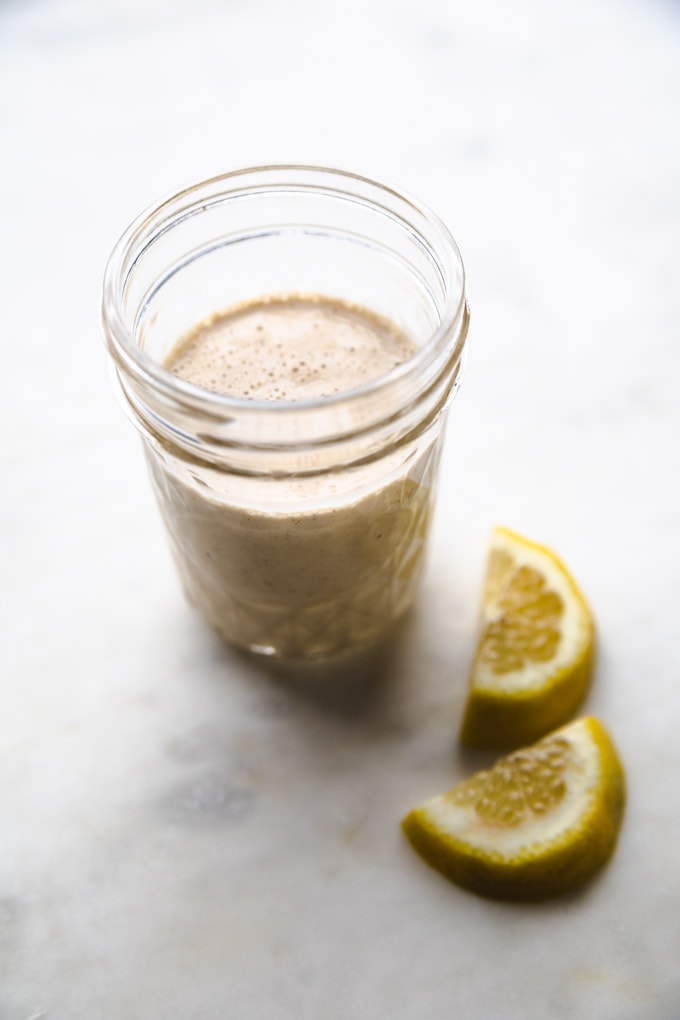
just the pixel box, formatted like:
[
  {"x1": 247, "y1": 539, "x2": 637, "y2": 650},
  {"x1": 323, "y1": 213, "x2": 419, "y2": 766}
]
[
  {"x1": 402, "y1": 717, "x2": 625, "y2": 901},
  {"x1": 460, "y1": 526, "x2": 595, "y2": 749}
]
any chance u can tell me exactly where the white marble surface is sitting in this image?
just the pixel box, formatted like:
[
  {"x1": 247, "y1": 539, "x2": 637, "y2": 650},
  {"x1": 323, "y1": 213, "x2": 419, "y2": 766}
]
[{"x1": 2, "y1": 0, "x2": 680, "y2": 1016}]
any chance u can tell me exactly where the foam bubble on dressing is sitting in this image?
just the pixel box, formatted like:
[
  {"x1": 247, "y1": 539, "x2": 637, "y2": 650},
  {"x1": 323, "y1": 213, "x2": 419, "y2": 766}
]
[{"x1": 165, "y1": 294, "x2": 418, "y2": 400}]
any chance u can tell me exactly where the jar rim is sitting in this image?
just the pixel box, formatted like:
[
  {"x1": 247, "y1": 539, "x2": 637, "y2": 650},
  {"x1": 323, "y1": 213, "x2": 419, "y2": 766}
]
[{"x1": 101, "y1": 164, "x2": 468, "y2": 420}]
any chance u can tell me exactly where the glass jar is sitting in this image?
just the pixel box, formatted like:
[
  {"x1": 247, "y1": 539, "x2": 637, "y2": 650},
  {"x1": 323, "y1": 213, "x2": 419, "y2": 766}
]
[{"x1": 101, "y1": 166, "x2": 469, "y2": 661}]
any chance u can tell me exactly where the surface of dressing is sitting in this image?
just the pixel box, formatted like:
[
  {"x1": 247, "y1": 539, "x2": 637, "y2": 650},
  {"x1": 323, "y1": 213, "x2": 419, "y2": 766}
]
[{"x1": 166, "y1": 294, "x2": 417, "y2": 401}]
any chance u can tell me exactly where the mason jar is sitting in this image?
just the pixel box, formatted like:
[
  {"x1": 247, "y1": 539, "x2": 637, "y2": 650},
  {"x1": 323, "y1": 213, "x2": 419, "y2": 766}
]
[{"x1": 101, "y1": 166, "x2": 469, "y2": 661}]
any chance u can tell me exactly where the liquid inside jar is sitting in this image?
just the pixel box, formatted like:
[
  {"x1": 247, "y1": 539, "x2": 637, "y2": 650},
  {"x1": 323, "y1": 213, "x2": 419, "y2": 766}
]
[{"x1": 150, "y1": 294, "x2": 439, "y2": 660}]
